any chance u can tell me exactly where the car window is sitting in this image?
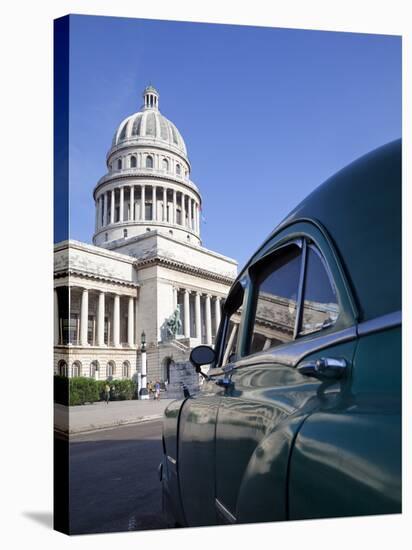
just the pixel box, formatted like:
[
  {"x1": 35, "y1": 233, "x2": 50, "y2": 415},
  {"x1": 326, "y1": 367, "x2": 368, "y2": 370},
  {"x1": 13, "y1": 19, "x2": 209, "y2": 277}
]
[
  {"x1": 298, "y1": 245, "x2": 339, "y2": 336},
  {"x1": 220, "y1": 286, "x2": 245, "y2": 366},
  {"x1": 248, "y1": 245, "x2": 302, "y2": 355}
]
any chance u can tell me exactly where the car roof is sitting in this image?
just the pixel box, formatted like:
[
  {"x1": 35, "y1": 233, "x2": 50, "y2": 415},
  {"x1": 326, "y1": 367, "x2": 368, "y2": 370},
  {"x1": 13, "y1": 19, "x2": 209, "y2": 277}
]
[{"x1": 240, "y1": 139, "x2": 401, "y2": 322}]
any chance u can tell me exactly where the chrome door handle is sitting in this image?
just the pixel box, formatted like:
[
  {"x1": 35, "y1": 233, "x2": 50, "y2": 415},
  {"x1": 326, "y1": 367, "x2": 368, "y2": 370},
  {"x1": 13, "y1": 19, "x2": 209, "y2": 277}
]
[{"x1": 297, "y1": 357, "x2": 348, "y2": 379}]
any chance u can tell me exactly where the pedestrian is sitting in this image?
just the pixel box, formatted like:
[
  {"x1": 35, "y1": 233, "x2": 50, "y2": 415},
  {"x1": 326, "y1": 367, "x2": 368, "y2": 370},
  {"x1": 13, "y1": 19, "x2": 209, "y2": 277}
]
[
  {"x1": 155, "y1": 380, "x2": 160, "y2": 400},
  {"x1": 104, "y1": 382, "x2": 110, "y2": 404}
]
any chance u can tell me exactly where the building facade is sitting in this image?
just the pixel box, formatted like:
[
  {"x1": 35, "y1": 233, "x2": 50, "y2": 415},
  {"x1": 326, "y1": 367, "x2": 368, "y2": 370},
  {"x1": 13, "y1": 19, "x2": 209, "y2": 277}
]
[{"x1": 54, "y1": 85, "x2": 237, "y2": 384}]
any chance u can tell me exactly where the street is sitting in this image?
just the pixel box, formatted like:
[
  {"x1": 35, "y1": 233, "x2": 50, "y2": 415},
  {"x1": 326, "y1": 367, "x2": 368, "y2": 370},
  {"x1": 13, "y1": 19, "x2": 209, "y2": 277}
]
[{"x1": 69, "y1": 420, "x2": 169, "y2": 534}]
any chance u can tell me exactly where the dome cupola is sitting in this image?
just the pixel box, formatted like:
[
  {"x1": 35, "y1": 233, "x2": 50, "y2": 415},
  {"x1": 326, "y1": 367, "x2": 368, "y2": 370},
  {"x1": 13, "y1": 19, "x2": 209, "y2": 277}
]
[
  {"x1": 110, "y1": 85, "x2": 187, "y2": 157},
  {"x1": 92, "y1": 85, "x2": 202, "y2": 249}
]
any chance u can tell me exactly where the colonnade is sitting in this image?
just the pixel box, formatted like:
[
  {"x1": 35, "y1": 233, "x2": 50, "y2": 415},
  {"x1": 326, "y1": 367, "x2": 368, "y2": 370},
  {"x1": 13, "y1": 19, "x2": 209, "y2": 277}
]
[
  {"x1": 174, "y1": 288, "x2": 222, "y2": 346},
  {"x1": 54, "y1": 287, "x2": 137, "y2": 348},
  {"x1": 95, "y1": 184, "x2": 200, "y2": 233}
]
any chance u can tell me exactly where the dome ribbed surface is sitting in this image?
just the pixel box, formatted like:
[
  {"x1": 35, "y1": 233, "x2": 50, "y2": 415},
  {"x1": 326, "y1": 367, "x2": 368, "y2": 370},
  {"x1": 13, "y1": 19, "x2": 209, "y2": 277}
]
[{"x1": 111, "y1": 109, "x2": 187, "y2": 156}]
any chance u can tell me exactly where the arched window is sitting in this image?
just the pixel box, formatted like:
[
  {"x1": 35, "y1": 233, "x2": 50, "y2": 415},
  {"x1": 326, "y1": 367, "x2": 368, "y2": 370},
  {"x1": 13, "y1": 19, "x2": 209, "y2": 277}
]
[
  {"x1": 58, "y1": 360, "x2": 68, "y2": 377},
  {"x1": 71, "y1": 361, "x2": 81, "y2": 378},
  {"x1": 122, "y1": 361, "x2": 130, "y2": 379},
  {"x1": 176, "y1": 163, "x2": 181, "y2": 175},
  {"x1": 130, "y1": 155, "x2": 137, "y2": 168},
  {"x1": 117, "y1": 158, "x2": 122, "y2": 170},
  {"x1": 162, "y1": 158, "x2": 169, "y2": 172},
  {"x1": 106, "y1": 361, "x2": 115, "y2": 380},
  {"x1": 90, "y1": 360, "x2": 99, "y2": 379},
  {"x1": 146, "y1": 155, "x2": 153, "y2": 169}
]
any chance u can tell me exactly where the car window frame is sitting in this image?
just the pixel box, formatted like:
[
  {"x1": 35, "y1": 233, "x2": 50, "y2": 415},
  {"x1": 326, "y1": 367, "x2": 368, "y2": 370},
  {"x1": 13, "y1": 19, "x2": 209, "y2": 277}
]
[
  {"x1": 211, "y1": 221, "x2": 358, "y2": 372},
  {"x1": 238, "y1": 227, "x2": 355, "y2": 361},
  {"x1": 297, "y1": 243, "x2": 340, "y2": 338},
  {"x1": 213, "y1": 279, "x2": 247, "y2": 369},
  {"x1": 244, "y1": 239, "x2": 306, "y2": 357}
]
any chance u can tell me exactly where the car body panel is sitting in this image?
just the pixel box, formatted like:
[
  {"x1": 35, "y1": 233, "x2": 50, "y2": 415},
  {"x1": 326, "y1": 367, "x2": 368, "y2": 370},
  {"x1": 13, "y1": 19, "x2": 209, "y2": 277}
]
[
  {"x1": 215, "y1": 340, "x2": 357, "y2": 524},
  {"x1": 177, "y1": 389, "x2": 222, "y2": 526},
  {"x1": 289, "y1": 324, "x2": 401, "y2": 519}
]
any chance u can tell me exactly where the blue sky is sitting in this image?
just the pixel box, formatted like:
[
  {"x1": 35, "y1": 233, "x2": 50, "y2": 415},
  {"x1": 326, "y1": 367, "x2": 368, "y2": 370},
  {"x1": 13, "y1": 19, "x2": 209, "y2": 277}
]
[{"x1": 67, "y1": 15, "x2": 401, "y2": 267}]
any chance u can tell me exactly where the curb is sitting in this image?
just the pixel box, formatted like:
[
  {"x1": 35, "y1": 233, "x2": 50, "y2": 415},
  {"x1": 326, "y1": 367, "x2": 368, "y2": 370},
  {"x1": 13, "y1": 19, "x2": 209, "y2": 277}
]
[{"x1": 55, "y1": 414, "x2": 164, "y2": 437}]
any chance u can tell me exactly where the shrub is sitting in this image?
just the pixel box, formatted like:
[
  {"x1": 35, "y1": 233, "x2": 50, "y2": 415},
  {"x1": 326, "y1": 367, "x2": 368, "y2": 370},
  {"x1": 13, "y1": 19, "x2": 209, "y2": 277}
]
[
  {"x1": 69, "y1": 377, "x2": 99, "y2": 406},
  {"x1": 97, "y1": 379, "x2": 137, "y2": 401},
  {"x1": 110, "y1": 379, "x2": 136, "y2": 400},
  {"x1": 54, "y1": 375, "x2": 137, "y2": 405}
]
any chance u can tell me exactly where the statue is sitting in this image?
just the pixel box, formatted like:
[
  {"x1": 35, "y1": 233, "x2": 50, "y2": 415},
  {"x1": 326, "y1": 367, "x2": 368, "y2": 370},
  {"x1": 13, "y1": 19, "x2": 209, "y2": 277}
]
[{"x1": 166, "y1": 308, "x2": 182, "y2": 339}]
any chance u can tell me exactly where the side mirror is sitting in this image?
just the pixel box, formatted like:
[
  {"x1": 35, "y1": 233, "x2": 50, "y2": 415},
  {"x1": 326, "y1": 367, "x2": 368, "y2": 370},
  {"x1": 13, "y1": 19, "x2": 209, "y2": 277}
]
[{"x1": 190, "y1": 345, "x2": 216, "y2": 373}]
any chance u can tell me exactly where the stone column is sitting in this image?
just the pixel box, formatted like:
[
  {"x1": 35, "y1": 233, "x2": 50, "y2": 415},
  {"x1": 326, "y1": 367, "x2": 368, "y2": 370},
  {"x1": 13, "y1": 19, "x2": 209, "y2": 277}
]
[
  {"x1": 172, "y1": 287, "x2": 177, "y2": 311},
  {"x1": 181, "y1": 193, "x2": 186, "y2": 227},
  {"x1": 141, "y1": 185, "x2": 146, "y2": 220},
  {"x1": 163, "y1": 187, "x2": 167, "y2": 222},
  {"x1": 190, "y1": 199, "x2": 195, "y2": 231},
  {"x1": 110, "y1": 189, "x2": 115, "y2": 224},
  {"x1": 195, "y1": 292, "x2": 201, "y2": 340},
  {"x1": 173, "y1": 189, "x2": 177, "y2": 224},
  {"x1": 135, "y1": 298, "x2": 139, "y2": 345},
  {"x1": 128, "y1": 297, "x2": 134, "y2": 346},
  {"x1": 183, "y1": 289, "x2": 190, "y2": 337},
  {"x1": 97, "y1": 291, "x2": 105, "y2": 346},
  {"x1": 152, "y1": 186, "x2": 157, "y2": 220},
  {"x1": 54, "y1": 289, "x2": 59, "y2": 346},
  {"x1": 95, "y1": 200, "x2": 98, "y2": 231},
  {"x1": 80, "y1": 288, "x2": 89, "y2": 346},
  {"x1": 215, "y1": 297, "x2": 222, "y2": 333},
  {"x1": 129, "y1": 185, "x2": 134, "y2": 221},
  {"x1": 113, "y1": 294, "x2": 120, "y2": 347},
  {"x1": 197, "y1": 203, "x2": 200, "y2": 234},
  {"x1": 119, "y1": 187, "x2": 124, "y2": 222},
  {"x1": 205, "y1": 294, "x2": 212, "y2": 345},
  {"x1": 103, "y1": 192, "x2": 108, "y2": 227}
]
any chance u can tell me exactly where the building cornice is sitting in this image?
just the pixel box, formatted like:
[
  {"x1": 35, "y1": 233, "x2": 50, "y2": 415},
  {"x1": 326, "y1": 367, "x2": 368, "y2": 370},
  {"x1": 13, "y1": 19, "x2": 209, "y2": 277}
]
[
  {"x1": 134, "y1": 255, "x2": 235, "y2": 286},
  {"x1": 54, "y1": 267, "x2": 139, "y2": 289}
]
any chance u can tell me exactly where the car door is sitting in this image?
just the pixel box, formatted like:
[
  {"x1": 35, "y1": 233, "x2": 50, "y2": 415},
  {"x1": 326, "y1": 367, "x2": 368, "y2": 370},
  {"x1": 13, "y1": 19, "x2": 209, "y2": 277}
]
[
  {"x1": 213, "y1": 222, "x2": 359, "y2": 525},
  {"x1": 176, "y1": 282, "x2": 246, "y2": 527}
]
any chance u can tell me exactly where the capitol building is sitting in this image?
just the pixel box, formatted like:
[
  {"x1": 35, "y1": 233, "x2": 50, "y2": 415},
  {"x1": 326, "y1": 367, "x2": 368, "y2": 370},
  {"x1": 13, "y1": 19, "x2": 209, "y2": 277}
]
[{"x1": 54, "y1": 85, "x2": 237, "y2": 384}]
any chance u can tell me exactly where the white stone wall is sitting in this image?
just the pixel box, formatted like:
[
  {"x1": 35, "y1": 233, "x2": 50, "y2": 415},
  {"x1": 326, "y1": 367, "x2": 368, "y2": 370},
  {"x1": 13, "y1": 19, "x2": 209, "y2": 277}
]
[{"x1": 54, "y1": 347, "x2": 138, "y2": 380}]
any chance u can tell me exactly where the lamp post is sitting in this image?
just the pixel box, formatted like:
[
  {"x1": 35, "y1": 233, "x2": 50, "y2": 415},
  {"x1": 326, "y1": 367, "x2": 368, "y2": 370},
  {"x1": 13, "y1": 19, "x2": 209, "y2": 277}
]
[{"x1": 139, "y1": 331, "x2": 149, "y2": 400}]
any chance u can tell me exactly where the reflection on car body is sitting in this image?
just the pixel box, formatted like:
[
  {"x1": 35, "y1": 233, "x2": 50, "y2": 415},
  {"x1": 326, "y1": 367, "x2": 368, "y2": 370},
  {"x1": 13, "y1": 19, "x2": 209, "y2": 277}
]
[{"x1": 160, "y1": 139, "x2": 402, "y2": 527}]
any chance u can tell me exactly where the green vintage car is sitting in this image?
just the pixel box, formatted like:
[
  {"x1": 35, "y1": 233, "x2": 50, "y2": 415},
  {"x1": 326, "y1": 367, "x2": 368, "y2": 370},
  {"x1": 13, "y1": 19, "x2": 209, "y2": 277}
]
[{"x1": 160, "y1": 139, "x2": 401, "y2": 527}]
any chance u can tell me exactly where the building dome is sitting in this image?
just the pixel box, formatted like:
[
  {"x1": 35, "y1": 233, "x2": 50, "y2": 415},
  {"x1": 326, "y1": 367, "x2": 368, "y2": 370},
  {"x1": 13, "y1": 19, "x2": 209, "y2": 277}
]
[
  {"x1": 111, "y1": 86, "x2": 187, "y2": 157},
  {"x1": 93, "y1": 85, "x2": 202, "y2": 249},
  {"x1": 111, "y1": 110, "x2": 187, "y2": 156}
]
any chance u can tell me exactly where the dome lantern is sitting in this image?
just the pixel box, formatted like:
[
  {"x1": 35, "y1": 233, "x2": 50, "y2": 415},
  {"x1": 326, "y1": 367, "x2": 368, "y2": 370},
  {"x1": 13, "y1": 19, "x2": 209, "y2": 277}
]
[{"x1": 143, "y1": 85, "x2": 159, "y2": 110}]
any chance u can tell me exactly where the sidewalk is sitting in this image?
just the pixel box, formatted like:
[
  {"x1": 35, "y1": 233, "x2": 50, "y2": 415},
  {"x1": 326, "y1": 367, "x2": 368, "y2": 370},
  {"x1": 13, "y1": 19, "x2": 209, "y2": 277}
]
[{"x1": 54, "y1": 398, "x2": 176, "y2": 435}]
